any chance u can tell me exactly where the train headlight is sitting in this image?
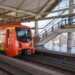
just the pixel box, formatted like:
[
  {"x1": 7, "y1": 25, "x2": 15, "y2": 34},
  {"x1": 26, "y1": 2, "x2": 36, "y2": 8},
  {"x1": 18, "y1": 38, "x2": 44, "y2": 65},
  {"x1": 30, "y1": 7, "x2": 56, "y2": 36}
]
[
  {"x1": 18, "y1": 43, "x2": 22, "y2": 48},
  {"x1": 30, "y1": 42, "x2": 32, "y2": 47}
]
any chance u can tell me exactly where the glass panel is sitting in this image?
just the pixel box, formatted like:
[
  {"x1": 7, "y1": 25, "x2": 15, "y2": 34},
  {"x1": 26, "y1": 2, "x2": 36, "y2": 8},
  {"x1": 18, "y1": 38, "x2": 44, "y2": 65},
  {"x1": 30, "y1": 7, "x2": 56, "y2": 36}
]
[
  {"x1": 0, "y1": 30, "x2": 4, "y2": 50},
  {"x1": 16, "y1": 28, "x2": 32, "y2": 42}
]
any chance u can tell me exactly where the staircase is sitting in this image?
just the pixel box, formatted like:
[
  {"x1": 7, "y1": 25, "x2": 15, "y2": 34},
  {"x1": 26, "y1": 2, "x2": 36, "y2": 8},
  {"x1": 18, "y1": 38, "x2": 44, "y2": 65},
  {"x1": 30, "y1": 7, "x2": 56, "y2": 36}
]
[{"x1": 35, "y1": 18, "x2": 75, "y2": 45}]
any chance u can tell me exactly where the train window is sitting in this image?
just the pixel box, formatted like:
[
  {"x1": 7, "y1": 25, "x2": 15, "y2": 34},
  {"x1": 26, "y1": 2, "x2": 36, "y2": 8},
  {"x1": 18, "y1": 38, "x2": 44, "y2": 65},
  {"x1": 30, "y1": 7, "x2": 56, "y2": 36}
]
[
  {"x1": 16, "y1": 28, "x2": 32, "y2": 42},
  {"x1": 0, "y1": 30, "x2": 3, "y2": 49}
]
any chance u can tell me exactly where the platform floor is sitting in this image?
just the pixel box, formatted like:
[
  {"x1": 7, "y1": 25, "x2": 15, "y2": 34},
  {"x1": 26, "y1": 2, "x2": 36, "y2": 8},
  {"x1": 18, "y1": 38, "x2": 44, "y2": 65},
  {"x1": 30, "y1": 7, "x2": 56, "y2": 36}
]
[{"x1": 35, "y1": 45, "x2": 75, "y2": 58}]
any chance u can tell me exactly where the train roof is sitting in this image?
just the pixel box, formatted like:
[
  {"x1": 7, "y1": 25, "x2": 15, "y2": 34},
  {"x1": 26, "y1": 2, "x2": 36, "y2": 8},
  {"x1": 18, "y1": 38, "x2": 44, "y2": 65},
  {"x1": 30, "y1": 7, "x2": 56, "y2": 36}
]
[{"x1": 0, "y1": 22, "x2": 30, "y2": 29}]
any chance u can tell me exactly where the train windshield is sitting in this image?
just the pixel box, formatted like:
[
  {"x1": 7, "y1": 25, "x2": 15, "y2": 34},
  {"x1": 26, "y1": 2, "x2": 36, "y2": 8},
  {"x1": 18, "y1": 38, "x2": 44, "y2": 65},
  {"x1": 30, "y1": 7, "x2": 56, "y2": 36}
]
[{"x1": 16, "y1": 28, "x2": 32, "y2": 42}]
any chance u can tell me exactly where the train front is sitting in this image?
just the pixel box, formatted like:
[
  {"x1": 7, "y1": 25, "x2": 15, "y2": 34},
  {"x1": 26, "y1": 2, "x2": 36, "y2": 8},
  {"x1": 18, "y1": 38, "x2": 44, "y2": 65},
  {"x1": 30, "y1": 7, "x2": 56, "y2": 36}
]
[{"x1": 16, "y1": 27, "x2": 35, "y2": 55}]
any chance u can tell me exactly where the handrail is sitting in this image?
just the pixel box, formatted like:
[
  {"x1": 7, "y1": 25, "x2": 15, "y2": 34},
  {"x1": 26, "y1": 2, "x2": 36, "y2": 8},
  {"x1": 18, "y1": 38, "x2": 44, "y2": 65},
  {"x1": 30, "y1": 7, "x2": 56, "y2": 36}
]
[
  {"x1": 35, "y1": 17, "x2": 75, "y2": 43},
  {"x1": 41, "y1": 11, "x2": 66, "y2": 31},
  {"x1": 36, "y1": 10, "x2": 66, "y2": 37}
]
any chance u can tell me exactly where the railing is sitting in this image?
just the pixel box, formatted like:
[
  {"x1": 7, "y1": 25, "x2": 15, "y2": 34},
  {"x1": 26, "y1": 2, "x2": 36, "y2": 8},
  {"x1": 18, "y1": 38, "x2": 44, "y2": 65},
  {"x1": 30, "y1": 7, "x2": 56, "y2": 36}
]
[{"x1": 35, "y1": 18, "x2": 75, "y2": 43}]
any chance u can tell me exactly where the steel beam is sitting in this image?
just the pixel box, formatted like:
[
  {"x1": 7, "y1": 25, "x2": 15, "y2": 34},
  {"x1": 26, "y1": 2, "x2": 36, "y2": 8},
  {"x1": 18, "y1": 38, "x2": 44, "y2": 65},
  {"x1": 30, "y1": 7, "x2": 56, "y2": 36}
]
[
  {"x1": 21, "y1": 13, "x2": 75, "y2": 22},
  {"x1": 39, "y1": 0, "x2": 56, "y2": 14},
  {"x1": 0, "y1": 4, "x2": 37, "y2": 16}
]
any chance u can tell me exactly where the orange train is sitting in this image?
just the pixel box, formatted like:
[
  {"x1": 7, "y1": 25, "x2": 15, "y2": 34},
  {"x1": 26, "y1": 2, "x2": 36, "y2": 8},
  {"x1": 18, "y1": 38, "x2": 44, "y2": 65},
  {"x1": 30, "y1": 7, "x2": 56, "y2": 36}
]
[{"x1": 0, "y1": 22, "x2": 35, "y2": 57}]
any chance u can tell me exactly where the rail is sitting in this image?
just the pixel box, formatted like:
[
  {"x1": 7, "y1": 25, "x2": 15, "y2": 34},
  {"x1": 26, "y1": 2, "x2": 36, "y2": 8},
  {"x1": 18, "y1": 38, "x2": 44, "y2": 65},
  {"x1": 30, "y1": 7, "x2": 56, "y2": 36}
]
[
  {"x1": 18, "y1": 51, "x2": 75, "y2": 73},
  {"x1": 35, "y1": 17, "x2": 75, "y2": 43},
  {"x1": 0, "y1": 54, "x2": 63, "y2": 75}
]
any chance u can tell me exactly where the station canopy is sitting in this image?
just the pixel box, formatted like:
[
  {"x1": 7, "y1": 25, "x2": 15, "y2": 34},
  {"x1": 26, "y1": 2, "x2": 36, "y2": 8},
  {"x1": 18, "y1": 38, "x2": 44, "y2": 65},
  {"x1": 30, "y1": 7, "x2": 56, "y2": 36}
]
[{"x1": 0, "y1": 0, "x2": 60, "y2": 23}]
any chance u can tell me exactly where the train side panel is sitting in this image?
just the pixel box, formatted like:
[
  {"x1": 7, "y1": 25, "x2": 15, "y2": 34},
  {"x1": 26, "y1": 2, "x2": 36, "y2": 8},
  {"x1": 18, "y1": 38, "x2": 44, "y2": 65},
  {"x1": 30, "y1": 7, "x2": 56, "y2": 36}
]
[{"x1": 2, "y1": 28, "x2": 18, "y2": 57}]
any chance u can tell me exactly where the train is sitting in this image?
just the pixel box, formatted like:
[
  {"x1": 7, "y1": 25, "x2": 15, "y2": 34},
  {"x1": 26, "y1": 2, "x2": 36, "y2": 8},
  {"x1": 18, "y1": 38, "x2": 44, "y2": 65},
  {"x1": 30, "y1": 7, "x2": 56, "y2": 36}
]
[{"x1": 0, "y1": 22, "x2": 35, "y2": 57}]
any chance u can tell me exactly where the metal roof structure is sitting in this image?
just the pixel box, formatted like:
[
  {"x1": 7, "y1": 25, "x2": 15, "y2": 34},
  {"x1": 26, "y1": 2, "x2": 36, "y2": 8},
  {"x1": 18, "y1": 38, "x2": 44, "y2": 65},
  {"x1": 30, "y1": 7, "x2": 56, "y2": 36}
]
[{"x1": 0, "y1": 0, "x2": 60, "y2": 22}]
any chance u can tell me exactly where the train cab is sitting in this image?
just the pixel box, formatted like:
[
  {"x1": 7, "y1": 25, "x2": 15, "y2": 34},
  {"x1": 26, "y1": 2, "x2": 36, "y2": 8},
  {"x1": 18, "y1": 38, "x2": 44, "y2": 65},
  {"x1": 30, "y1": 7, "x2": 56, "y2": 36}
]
[{"x1": 0, "y1": 22, "x2": 35, "y2": 57}]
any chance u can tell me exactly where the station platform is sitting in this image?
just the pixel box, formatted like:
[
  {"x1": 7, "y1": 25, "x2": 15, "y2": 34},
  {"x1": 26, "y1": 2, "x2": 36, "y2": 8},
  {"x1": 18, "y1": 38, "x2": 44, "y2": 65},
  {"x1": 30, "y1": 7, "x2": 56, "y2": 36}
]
[{"x1": 35, "y1": 45, "x2": 75, "y2": 58}]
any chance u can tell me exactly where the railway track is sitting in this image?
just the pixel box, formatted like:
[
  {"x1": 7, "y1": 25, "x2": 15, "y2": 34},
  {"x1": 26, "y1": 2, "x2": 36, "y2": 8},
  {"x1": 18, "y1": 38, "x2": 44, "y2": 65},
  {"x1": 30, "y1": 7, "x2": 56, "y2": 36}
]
[
  {"x1": 0, "y1": 49, "x2": 75, "y2": 75},
  {"x1": 0, "y1": 54, "x2": 65, "y2": 75},
  {"x1": 0, "y1": 57, "x2": 32, "y2": 75},
  {"x1": 0, "y1": 68, "x2": 12, "y2": 75},
  {"x1": 16, "y1": 53, "x2": 75, "y2": 75}
]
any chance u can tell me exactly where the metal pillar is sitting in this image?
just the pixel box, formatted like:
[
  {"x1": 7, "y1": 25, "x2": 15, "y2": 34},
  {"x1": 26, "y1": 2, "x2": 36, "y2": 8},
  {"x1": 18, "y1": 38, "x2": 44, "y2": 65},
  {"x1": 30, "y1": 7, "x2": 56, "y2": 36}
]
[
  {"x1": 35, "y1": 16, "x2": 40, "y2": 36},
  {"x1": 35, "y1": 20, "x2": 38, "y2": 36},
  {"x1": 67, "y1": 0, "x2": 74, "y2": 53}
]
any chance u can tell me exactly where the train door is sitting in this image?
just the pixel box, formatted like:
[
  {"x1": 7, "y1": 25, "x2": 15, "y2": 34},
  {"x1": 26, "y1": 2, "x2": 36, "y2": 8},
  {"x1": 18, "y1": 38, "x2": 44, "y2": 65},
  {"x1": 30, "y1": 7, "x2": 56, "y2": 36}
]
[
  {"x1": 5, "y1": 28, "x2": 18, "y2": 57},
  {"x1": 5, "y1": 29, "x2": 12, "y2": 56},
  {"x1": 6, "y1": 29, "x2": 10, "y2": 48}
]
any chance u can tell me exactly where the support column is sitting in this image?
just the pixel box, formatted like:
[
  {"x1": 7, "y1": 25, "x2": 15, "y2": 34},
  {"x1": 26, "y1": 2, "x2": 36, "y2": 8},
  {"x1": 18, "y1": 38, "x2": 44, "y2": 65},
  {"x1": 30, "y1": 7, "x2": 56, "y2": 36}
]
[
  {"x1": 67, "y1": 0, "x2": 74, "y2": 53},
  {"x1": 35, "y1": 16, "x2": 41, "y2": 36},
  {"x1": 35, "y1": 20, "x2": 38, "y2": 36}
]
